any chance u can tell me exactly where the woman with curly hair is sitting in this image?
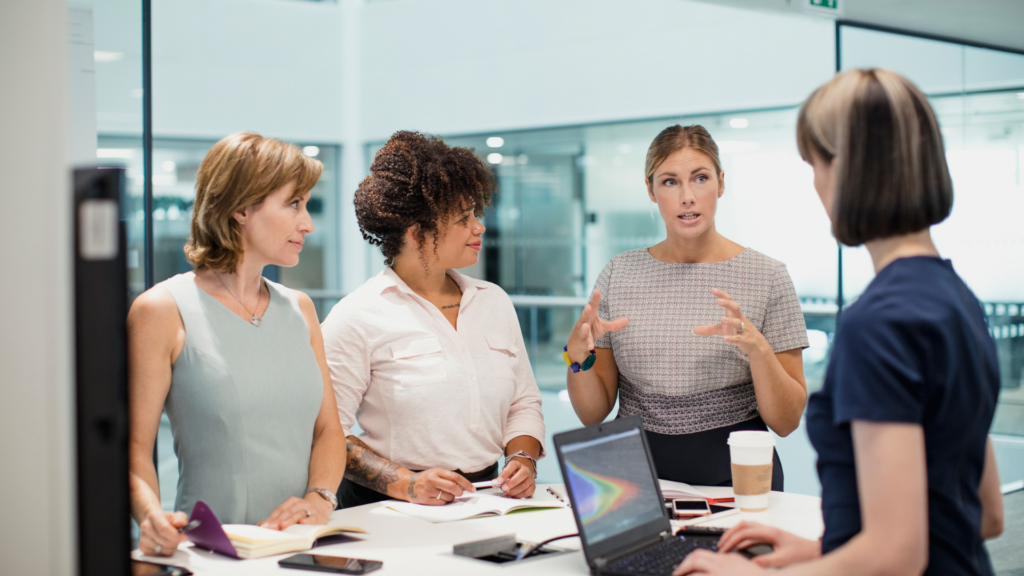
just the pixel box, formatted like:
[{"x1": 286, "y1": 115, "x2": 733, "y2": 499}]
[{"x1": 321, "y1": 131, "x2": 545, "y2": 508}]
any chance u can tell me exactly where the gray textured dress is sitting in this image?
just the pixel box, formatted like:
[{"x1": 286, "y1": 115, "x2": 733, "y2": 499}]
[
  {"x1": 161, "y1": 274, "x2": 322, "y2": 524},
  {"x1": 594, "y1": 248, "x2": 809, "y2": 486}
]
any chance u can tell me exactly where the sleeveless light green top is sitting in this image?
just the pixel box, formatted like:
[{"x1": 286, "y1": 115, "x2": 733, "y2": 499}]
[{"x1": 162, "y1": 274, "x2": 322, "y2": 524}]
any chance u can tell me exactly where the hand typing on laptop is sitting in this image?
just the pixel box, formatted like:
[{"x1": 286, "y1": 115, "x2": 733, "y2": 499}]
[{"x1": 672, "y1": 521, "x2": 820, "y2": 575}]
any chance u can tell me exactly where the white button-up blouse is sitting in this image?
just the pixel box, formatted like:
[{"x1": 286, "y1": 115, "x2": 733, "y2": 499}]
[{"x1": 321, "y1": 267, "x2": 545, "y2": 473}]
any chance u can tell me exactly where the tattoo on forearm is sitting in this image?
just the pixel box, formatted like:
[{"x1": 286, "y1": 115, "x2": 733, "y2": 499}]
[{"x1": 345, "y1": 436, "x2": 403, "y2": 495}]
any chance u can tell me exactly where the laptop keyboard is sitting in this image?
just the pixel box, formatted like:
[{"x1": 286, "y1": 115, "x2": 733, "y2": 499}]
[{"x1": 607, "y1": 535, "x2": 718, "y2": 575}]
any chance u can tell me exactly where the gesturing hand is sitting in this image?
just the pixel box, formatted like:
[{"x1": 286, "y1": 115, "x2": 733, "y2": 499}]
[
  {"x1": 693, "y1": 288, "x2": 767, "y2": 357},
  {"x1": 568, "y1": 289, "x2": 628, "y2": 363},
  {"x1": 406, "y1": 468, "x2": 476, "y2": 506},
  {"x1": 715, "y1": 521, "x2": 821, "y2": 569}
]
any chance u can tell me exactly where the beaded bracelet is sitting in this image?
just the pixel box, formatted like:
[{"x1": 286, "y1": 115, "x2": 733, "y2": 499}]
[{"x1": 562, "y1": 345, "x2": 597, "y2": 373}]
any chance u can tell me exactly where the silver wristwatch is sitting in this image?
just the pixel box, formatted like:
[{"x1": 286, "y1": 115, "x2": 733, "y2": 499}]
[
  {"x1": 504, "y1": 450, "x2": 538, "y2": 479},
  {"x1": 305, "y1": 488, "x2": 338, "y2": 509}
]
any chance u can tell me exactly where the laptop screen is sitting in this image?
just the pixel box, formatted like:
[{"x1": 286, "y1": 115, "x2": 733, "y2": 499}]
[{"x1": 561, "y1": 427, "x2": 666, "y2": 547}]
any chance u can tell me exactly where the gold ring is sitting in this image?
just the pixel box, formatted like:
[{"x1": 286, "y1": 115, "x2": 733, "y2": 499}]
[{"x1": 304, "y1": 509, "x2": 311, "y2": 517}]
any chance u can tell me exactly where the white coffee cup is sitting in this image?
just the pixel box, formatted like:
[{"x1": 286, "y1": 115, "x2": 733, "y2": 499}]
[{"x1": 727, "y1": 431, "x2": 775, "y2": 512}]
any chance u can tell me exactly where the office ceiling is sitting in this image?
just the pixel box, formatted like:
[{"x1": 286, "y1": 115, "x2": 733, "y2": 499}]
[{"x1": 690, "y1": 0, "x2": 1024, "y2": 53}]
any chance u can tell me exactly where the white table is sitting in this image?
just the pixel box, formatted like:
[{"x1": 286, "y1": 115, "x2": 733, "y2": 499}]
[{"x1": 134, "y1": 485, "x2": 823, "y2": 575}]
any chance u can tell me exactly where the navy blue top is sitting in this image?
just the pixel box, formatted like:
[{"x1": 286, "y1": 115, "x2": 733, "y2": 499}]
[{"x1": 806, "y1": 257, "x2": 999, "y2": 576}]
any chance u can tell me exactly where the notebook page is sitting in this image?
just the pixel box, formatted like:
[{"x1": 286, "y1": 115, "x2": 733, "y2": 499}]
[{"x1": 222, "y1": 524, "x2": 301, "y2": 544}]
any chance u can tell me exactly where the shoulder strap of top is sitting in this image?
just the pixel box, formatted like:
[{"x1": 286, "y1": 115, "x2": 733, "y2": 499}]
[
  {"x1": 160, "y1": 274, "x2": 204, "y2": 330},
  {"x1": 264, "y1": 278, "x2": 300, "y2": 312}
]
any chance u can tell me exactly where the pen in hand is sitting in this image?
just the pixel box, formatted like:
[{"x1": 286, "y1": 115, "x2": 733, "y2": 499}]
[{"x1": 177, "y1": 519, "x2": 201, "y2": 533}]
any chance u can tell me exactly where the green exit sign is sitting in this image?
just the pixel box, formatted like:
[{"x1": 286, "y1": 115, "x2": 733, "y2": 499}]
[{"x1": 809, "y1": 0, "x2": 838, "y2": 8}]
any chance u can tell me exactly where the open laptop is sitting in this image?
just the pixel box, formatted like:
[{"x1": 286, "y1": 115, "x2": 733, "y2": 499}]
[{"x1": 553, "y1": 416, "x2": 720, "y2": 575}]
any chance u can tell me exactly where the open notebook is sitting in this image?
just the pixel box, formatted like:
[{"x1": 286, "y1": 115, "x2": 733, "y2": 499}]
[
  {"x1": 386, "y1": 493, "x2": 564, "y2": 523},
  {"x1": 187, "y1": 500, "x2": 367, "y2": 559}
]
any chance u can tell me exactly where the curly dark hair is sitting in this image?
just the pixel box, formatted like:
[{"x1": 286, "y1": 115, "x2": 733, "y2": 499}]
[{"x1": 355, "y1": 131, "x2": 495, "y2": 266}]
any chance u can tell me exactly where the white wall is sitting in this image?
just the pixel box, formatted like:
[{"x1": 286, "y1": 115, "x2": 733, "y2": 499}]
[
  {"x1": 0, "y1": 2, "x2": 76, "y2": 575},
  {"x1": 360, "y1": 0, "x2": 835, "y2": 142},
  {"x1": 150, "y1": 0, "x2": 345, "y2": 143}
]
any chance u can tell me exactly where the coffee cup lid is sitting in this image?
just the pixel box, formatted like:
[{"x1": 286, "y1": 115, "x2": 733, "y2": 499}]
[{"x1": 727, "y1": 431, "x2": 775, "y2": 446}]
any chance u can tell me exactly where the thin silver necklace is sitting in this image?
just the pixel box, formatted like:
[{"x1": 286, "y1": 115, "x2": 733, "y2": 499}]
[{"x1": 214, "y1": 272, "x2": 263, "y2": 327}]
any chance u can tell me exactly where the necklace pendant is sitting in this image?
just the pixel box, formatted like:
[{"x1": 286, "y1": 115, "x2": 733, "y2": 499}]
[{"x1": 250, "y1": 316, "x2": 262, "y2": 327}]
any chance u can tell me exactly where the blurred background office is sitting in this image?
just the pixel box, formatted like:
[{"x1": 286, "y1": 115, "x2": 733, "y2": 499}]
[{"x1": 3, "y1": 1, "x2": 1024, "y2": 574}]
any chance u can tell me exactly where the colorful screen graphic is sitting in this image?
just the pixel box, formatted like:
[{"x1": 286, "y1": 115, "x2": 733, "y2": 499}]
[{"x1": 561, "y1": 428, "x2": 666, "y2": 546}]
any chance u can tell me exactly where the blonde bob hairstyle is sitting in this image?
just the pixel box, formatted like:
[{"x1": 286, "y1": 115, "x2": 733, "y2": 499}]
[
  {"x1": 797, "y1": 68, "x2": 952, "y2": 246},
  {"x1": 645, "y1": 124, "x2": 722, "y2": 186},
  {"x1": 184, "y1": 132, "x2": 322, "y2": 272}
]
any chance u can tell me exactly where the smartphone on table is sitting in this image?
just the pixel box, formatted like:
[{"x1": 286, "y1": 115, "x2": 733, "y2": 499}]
[
  {"x1": 279, "y1": 554, "x2": 383, "y2": 574},
  {"x1": 672, "y1": 498, "x2": 711, "y2": 519}
]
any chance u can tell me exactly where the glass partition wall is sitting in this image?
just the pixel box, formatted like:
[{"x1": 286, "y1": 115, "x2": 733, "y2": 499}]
[
  {"x1": 838, "y1": 24, "x2": 1024, "y2": 440},
  {"x1": 368, "y1": 107, "x2": 839, "y2": 393},
  {"x1": 358, "y1": 25, "x2": 1024, "y2": 488}
]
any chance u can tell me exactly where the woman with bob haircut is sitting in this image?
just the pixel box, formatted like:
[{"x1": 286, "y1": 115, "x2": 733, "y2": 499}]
[
  {"x1": 566, "y1": 124, "x2": 809, "y2": 489},
  {"x1": 674, "y1": 69, "x2": 1004, "y2": 576},
  {"x1": 321, "y1": 131, "x2": 545, "y2": 508},
  {"x1": 128, "y1": 132, "x2": 346, "y2": 557}
]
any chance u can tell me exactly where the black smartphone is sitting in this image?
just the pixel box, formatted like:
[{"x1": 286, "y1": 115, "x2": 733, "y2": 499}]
[
  {"x1": 130, "y1": 560, "x2": 192, "y2": 576},
  {"x1": 279, "y1": 554, "x2": 383, "y2": 574}
]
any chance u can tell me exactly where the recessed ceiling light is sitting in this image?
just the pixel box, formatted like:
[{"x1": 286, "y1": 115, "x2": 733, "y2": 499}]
[
  {"x1": 303, "y1": 146, "x2": 320, "y2": 157},
  {"x1": 487, "y1": 153, "x2": 503, "y2": 164},
  {"x1": 730, "y1": 118, "x2": 749, "y2": 129},
  {"x1": 486, "y1": 137, "x2": 505, "y2": 148},
  {"x1": 162, "y1": 160, "x2": 176, "y2": 172},
  {"x1": 1017, "y1": 92, "x2": 1024, "y2": 99},
  {"x1": 96, "y1": 148, "x2": 134, "y2": 159},
  {"x1": 94, "y1": 51, "x2": 123, "y2": 62}
]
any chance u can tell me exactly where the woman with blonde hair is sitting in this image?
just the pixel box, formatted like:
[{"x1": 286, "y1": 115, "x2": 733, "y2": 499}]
[
  {"x1": 674, "y1": 70, "x2": 1003, "y2": 576},
  {"x1": 566, "y1": 124, "x2": 809, "y2": 489},
  {"x1": 128, "y1": 132, "x2": 346, "y2": 557}
]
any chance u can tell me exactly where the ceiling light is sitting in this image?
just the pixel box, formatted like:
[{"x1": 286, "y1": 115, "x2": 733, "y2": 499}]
[
  {"x1": 303, "y1": 146, "x2": 320, "y2": 157},
  {"x1": 162, "y1": 160, "x2": 176, "y2": 172},
  {"x1": 730, "y1": 118, "x2": 749, "y2": 129},
  {"x1": 1017, "y1": 92, "x2": 1024, "y2": 99},
  {"x1": 487, "y1": 153, "x2": 503, "y2": 164},
  {"x1": 486, "y1": 137, "x2": 504, "y2": 148},
  {"x1": 96, "y1": 148, "x2": 134, "y2": 159},
  {"x1": 93, "y1": 51, "x2": 123, "y2": 62}
]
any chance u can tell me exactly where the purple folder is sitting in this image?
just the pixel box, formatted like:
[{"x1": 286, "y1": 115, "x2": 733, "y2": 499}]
[{"x1": 186, "y1": 500, "x2": 240, "y2": 559}]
